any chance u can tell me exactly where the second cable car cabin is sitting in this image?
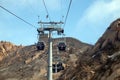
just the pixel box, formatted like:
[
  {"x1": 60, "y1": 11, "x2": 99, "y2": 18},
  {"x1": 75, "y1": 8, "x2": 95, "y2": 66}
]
[
  {"x1": 36, "y1": 41, "x2": 45, "y2": 50},
  {"x1": 57, "y1": 41, "x2": 66, "y2": 51},
  {"x1": 52, "y1": 62, "x2": 64, "y2": 73}
]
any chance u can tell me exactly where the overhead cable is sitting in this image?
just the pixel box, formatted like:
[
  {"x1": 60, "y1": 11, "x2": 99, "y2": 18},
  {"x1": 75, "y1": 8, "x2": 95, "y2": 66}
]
[
  {"x1": 42, "y1": 0, "x2": 51, "y2": 21},
  {"x1": 0, "y1": 5, "x2": 37, "y2": 29},
  {"x1": 63, "y1": 0, "x2": 72, "y2": 28}
]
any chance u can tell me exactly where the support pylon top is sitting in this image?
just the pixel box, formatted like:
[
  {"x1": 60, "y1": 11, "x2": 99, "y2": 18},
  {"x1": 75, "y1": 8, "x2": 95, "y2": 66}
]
[{"x1": 37, "y1": 21, "x2": 64, "y2": 35}]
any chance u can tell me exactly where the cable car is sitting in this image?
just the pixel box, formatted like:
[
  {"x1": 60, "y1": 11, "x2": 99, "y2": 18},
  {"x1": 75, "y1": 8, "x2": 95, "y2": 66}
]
[
  {"x1": 57, "y1": 42, "x2": 66, "y2": 51},
  {"x1": 52, "y1": 62, "x2": 64, "y2": 73},
  {"x1": 36, "y1": 41, "x2": 45, "y2": 50},
  {"x1": 58, "y1": 62, "x2": 64, "y2": 70}
]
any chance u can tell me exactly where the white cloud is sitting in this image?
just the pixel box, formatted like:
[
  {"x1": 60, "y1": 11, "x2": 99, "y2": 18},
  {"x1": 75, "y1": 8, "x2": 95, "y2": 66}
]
[
  {"x1": 75, "y1": 0, "x2": 120, "y2": 44},
  {"x1": 78, "y1": 0, "x2": 120, "y2": 27}
]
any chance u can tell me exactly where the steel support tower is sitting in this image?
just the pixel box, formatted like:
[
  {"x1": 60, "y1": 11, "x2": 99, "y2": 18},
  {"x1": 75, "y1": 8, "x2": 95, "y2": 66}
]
[{"x1": 37, "y1": 21, "x2": 64, "y2": 80}]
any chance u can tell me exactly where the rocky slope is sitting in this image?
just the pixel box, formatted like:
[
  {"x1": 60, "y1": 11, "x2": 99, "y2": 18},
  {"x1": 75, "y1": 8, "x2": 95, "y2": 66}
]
[
  {"x1": 0, "y1": 37, "x2": 91, "y2": 80},
  {"x1": 59, "y1": 18, "x2": 120, "y2": 80},
  {"x1": 0, "y1": 41, "x2": 22, "y2": 61}
]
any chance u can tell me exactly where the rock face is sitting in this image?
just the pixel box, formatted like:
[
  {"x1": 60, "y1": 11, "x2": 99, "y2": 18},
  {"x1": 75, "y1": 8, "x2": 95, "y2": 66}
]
[
  {"x1": 0, "y1": 41, "x2": 22, "y2": 61},
  {"x1": 59, "y1": 18, "x2": 120, "y2": 80},
  {"x1": 0, "y1": 37, "x2": 91, "y2": 80},
  {"x1": 92, "y1": 18, "x2": 120, "y2": 52}
]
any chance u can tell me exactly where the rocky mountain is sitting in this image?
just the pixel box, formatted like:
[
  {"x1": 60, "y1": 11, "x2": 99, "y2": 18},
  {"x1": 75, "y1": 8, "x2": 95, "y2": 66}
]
[
  {"x1": 0, "y1": 37, "x2": 91, "y2": 80},
  {"x1": 0, "y1": 41, "x2": 22, "y2": 61},
  {"x1": 59, "y1": 18, "x2": 120, "y2": 80},
  {"x1": 1, "y1": 18, "x2": 120, "y2": 80}
]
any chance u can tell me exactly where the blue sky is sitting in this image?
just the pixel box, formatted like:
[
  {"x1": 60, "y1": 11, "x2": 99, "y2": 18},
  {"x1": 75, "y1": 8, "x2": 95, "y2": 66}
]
[{"x1": 0, "y1": 0, "x2": 120, "y2": 45}]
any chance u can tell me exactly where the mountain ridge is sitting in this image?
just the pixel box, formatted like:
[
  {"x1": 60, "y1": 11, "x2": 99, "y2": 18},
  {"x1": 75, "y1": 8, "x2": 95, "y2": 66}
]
[
  {"x1": 59, "y1": 18, "x2": 120, "y2": 80},
  {"x1": 0, "y1": 37, "x2": 91, "y2": 80}
]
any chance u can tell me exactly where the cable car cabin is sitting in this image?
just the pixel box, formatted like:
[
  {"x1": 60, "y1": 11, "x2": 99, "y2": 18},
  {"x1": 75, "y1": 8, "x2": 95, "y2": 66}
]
[
  {"x1": 52, "y1": 62, "x2": 64, "y2": 73},
  {"x1": 57, "y1": 42, "x2": 66, "y2": 51},
  {"x1": 36, "y1": 41, "x2": 45, "y2": 50}
]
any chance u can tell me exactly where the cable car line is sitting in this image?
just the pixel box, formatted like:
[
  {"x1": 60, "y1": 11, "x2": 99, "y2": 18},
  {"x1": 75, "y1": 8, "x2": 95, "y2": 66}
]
[
  {"x1": 63, "y1": 0, "x2": 72, "y2": 28},
  {"x1": 42, "y1": 0, "x2": 51, "y2": 21},
  {"x1": 0, "y1": 5, "x2": 37, "y2": 29}
]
